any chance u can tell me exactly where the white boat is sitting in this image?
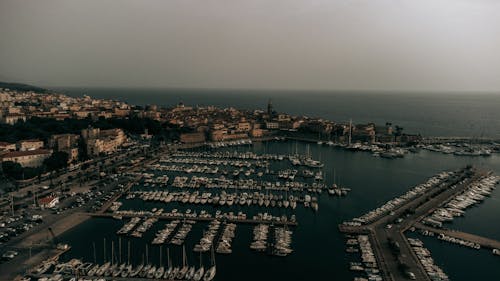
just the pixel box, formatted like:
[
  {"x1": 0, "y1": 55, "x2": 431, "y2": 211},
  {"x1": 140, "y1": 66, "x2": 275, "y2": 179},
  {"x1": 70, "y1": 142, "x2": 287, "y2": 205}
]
[{"x1": 203, "y1": 266, "x2": 216, "y2": 281}]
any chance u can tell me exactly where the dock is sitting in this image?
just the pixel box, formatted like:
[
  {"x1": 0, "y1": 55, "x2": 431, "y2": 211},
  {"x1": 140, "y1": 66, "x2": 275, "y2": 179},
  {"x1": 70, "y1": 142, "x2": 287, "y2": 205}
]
[
  {"x1": 339, "y1": 168, "x2": 488, "y2": 281},
  {"x1": 89, "y1": 212, "x2": 298, "y2": 226},
  {"x1": 414, "y1": 222, "x2": 500, "y2": 250},
  {"x1": 97, "y1": 175, "x2": 143, "y2": 214},
  {"x1": 33, "y1": 273, "x2": 193, "y2": 281}
]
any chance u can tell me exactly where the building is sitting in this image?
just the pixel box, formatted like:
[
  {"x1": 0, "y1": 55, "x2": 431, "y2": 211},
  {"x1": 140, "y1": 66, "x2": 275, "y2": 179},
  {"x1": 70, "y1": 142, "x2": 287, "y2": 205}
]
[
  {"x1": 0, "y1": 142, "x2": 16, "y2": 151},
  {"x1": 48, "y1": 133, "x2": 81, "y2": 163},
  {"x1": 265, "y1": 122, "x2": 279, "y2": 130},
  {"x1": 38, "y1": 196, "x2": 59, "y2": 209},
  {"x1": 250, "y1": 128, "x2": 265, "y2": 138},
  {"x1": 81, "y1": 127, "x2": 126, "y2": 156},
  {"x1": 179, "y1": 132, "x2": 206, "y2": 143},
  {"x1": 1, "y1": 149, "x2": 52, "y2": 167},
  {"x1": 49, "y1": 134, "x2": 79, "y2": 150},
  {"x1": 0, "y1": 113, "x2": 27, "y2": 125},
  {"x1": 17, "y1": 139, "x2": 44, "y2": 151},
  {"x1": 237, "y1": 121, "x2": 252, "y2": 132}
]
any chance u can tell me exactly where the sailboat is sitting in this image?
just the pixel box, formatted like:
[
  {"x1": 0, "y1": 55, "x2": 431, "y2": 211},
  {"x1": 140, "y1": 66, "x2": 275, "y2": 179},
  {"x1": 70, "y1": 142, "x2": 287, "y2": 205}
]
[
  {"x1": 193, "y1": 251, "x2": 205, "y2": 281},
  {"x1": 328, "y1": 168, "x2": 337, "y2": 196},
  {"x1": 203, "y1": 245, "x2": 216, "y2": 281},
  {"x1": 163, "y1": 248, "x2": 172, "y2": 279},
  {"x1": 177, "y1": 245, "x2": 189, "y2": 279}
]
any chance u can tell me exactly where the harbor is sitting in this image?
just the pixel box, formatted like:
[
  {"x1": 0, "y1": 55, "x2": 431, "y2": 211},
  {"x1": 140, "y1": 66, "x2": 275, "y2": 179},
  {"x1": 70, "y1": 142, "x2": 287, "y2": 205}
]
[{"x1": 8, "y1": 140, "x2": 500, "y2": 281}]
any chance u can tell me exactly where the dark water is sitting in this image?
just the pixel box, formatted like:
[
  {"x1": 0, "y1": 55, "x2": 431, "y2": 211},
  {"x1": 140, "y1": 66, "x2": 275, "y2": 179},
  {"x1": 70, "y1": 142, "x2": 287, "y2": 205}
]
[
  {"x1": 53, "y1": 88, "x2": 500, "y2": 138},
  {"x1": 58, "y1": 141, "x2": 500, "y2": 281}
]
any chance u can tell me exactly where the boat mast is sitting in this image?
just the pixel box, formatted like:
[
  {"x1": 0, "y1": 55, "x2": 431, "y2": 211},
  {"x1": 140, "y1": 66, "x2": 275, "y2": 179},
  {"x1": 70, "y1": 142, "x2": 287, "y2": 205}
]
[
  {"x1": 159, "y1": 245, "x2": 162, "y2": 266},
  {"x1": 93, "y1": 242, "x2": 97, "y2": 264},
  {"x1": 348, "y1": 119, "x2": 352, "y2": 146},
  {"x1": 167, "y1": 247, "x2": 171, "y2": 268},
  {"x1": 103, "y1": 238, "x2": 106, "y2": 263},
  {"x1": 128, "y1": 240, "x2": 131, "y2": 265},
  {"x1": 118, "y1": 237, "x2": 122, "y2": 264}
]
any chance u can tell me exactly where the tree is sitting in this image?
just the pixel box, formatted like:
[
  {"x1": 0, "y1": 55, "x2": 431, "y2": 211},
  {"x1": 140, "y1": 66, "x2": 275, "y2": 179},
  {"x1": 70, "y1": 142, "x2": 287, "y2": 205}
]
[
  {"x1": 2, "y1": 161, "x2": 24, "y2": 180},
  {"x1": 44, "y1": 151, "x2": 69, "y2": 171}
]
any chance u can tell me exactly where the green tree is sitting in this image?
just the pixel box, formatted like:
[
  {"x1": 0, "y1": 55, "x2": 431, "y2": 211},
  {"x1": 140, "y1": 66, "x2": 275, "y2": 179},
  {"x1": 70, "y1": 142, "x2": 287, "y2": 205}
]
[
  {"x1": 2, "y1": 161, "x2": 24, "y2": 180},
  {"x1": 43, "y1": 151, "x2": 69, "y2": 171}
]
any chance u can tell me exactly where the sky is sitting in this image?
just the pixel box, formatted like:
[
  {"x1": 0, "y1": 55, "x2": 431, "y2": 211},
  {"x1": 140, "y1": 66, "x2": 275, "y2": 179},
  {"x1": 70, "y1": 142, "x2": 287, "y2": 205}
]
[{"x1": 0, "y1": 0, "x2": 499, "y2": 91}]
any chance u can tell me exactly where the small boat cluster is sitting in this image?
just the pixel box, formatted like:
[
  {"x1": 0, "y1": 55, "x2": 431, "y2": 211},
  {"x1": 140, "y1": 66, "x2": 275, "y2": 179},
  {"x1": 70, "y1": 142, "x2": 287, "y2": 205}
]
[
  {"x1": 208, "y1": 139, "x2": 252, "y2": 148},
  {"x1": 347, "y1": 235, "x2": 382, "y2": 281},
  {"x1": 250, "y1": 224, "x2": 269, "y2": 251},
  {"x1": 171, "y1": 151, "x2": 284, "y2": 161},
  {"x1": 31, "y1": 258, "x2": 217, "y2": 281},
  {"x1": 160, "y1": 157, "x2": 265, "y2": 169},
  {"x1": 344, "y1": 172, "x2": 452, "y2": 226},
  {"x1": 328, "y1": 183, "x2": 351, "y2": 196},
  {"x1": 152, "y1": 220, "x2": 180, "y2": 244},
  {"x1": 423, "y1": 175, "x2": 498, "y2": 228},
  {"x1": 170, "y1": 220, "x2": 196, "y2": 245},
  {"x1": 272, "y1": 227, "x2": 293, "y2": 256},
  {"x1": 346, "y1": 143, "x2": 408, "y2": 159},
  {"x1": 165, "y1": 149, "x2": 324, "y2": 168},
  {"x1": 130, "y1": 217, "x2": 158, "y2": 238},
  {"x1": 216, "y1": 223, "x2": 236, "y2": 254},
  {"x1": 130, "y1": 190, "x2": 312, "y2": 210},
  {"x1": 437, "y1": 233, "x2": 480, "y2": 250},
  {"x1": 194, "y1": 220, "x2": 221, "y2": 252},
  {"x1": 140, "y1": 170, "x2": 330, "y2": 194},
  {"x1": 408, "y1": 238, "x2": 450, "y2": 281},
  {"x1": 422, "y1": 143, "x2": 494, "y2": 157},
  {"x1": 116, "y1": 217, "x2": 141, "y2": 235}
]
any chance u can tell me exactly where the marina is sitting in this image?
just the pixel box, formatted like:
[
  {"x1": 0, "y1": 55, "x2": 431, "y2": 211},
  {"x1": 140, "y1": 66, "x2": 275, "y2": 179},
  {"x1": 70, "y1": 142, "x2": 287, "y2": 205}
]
[{"x1": 21, "y1": 141, "x2": 500, "y2": 281}]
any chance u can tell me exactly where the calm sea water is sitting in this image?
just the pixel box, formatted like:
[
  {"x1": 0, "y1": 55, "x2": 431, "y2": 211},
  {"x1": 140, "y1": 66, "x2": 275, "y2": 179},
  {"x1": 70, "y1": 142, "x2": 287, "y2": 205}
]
[
  {"x1": 54, "y1": 88, "x2": 500, "y2": 138},
  {"x1": 58, "y1": 141, "x2": 500, "y2": 281}
]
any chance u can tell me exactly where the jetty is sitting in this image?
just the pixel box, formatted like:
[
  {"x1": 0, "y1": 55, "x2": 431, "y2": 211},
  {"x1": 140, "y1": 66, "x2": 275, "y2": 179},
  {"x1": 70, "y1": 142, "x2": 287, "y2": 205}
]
[
  {"x1": 339, "y1": 167, "x2": 491, "y2": 281},
  {"x1": 89, "y1": 212, "x2": 298, "y2": 226}
]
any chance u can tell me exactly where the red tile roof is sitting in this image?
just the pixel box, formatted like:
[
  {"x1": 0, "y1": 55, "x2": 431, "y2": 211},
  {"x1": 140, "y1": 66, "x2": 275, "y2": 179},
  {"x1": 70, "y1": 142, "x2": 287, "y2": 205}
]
[{"x1": 1, "y1": 149, "x2": 52, "y2": 158}]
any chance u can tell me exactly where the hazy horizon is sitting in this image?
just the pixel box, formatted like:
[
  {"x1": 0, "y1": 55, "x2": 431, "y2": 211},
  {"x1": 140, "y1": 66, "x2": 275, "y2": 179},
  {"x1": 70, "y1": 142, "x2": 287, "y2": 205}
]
[{"x1": 1, "y1": 0, "x2": 500, "y2": 92}]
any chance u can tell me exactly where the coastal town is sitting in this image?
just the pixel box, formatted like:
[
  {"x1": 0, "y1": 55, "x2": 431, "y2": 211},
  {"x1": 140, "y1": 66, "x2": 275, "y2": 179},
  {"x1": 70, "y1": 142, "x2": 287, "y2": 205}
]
[{"x1": 0, "y1": 85, "x2": 499, "y2": 281}]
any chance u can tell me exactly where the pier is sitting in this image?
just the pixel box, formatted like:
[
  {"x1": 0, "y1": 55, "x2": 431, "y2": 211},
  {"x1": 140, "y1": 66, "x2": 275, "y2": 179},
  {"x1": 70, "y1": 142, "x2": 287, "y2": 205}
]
[
  {"x1": 98, "y1": 175, "x2": 143, "y2": 214},
  {"x1": 339, "y1": 168, "x2": 487, "y2": 281},
  {"x1": 414, "y1": 222, "x2": 500, "y2": 250},
  {"x1": 89, "y1": 212, "x2": 298, "y2": 226},
  {"x1": 33, "y1": 274, "x2": 180, "y2": 281}
]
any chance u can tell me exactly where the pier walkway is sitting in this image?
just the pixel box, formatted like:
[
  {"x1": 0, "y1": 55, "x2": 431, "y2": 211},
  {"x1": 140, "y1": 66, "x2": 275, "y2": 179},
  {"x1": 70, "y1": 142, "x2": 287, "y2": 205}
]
[
  {"x1": 414, "y1": 222, "x2": 500, "y2": 250},
  {"x1": 34, "y1": 273, "x2": 185, "y2": 281},
  {"x1": 339, "y1": 169, "x2": 485, "y2": 281},
  {"x1": 89, "y1": 212, "x2": 298, "y2": 226}
]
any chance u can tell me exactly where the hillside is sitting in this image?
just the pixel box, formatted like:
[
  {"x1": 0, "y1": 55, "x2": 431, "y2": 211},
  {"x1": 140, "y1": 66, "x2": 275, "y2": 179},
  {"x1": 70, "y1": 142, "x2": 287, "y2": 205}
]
[{"x1": 0, "y1": 81, "x2": 47, "y2": 93}]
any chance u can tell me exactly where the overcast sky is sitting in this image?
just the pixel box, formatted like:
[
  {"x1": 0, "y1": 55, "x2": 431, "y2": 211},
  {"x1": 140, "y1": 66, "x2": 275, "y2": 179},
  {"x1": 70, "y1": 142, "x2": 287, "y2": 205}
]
[{"x1": 0, "y1": 0, "x2": 499, "y2": 91}]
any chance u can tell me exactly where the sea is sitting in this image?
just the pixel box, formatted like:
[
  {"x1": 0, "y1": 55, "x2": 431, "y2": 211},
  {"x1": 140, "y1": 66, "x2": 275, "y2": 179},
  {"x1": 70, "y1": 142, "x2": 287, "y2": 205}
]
[
  {"x1": 53, "y1": 88, "x2": 500, "y2": 281},
  {"x1": 54, "y1": 88, "x2": 500, "y2": 138}
]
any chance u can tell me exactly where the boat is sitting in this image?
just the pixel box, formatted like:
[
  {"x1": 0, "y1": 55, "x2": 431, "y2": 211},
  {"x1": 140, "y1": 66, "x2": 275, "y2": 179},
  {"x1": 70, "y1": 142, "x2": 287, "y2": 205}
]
[
  {"x1": 32, "y1": 261, "x2": 55, "y2": 275},
  {"x1": 193, "y1": 252, "x2": 205, "y2": 281},
  {"x1": 203, "y1": 266, "x2": 216, "y2": 281},
  {"x1": 154, "y1": 266, "x2": 165, "y2": 279},
  {"x1": 203, "y1": 244, "x2": 217, "y2": 281},
  {"x1": 128, "y1": 264, "x2": 143, "y2": 277},
  {"x1": 95, "y1": 262, "x2": 110, "y2": 277},
  {"x1": 176, "y1": 245, "x2": 189, "y2": 279}
]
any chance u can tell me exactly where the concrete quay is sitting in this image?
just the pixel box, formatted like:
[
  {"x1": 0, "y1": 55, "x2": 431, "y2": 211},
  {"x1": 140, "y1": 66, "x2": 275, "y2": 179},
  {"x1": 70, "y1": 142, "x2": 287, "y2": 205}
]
[{"x1": 339, "y1": 168, "x2": 486, "y2": 281}]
